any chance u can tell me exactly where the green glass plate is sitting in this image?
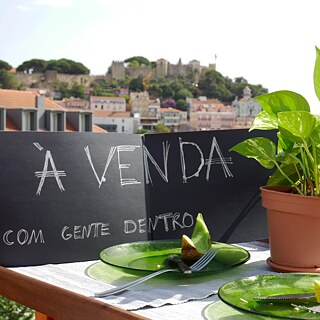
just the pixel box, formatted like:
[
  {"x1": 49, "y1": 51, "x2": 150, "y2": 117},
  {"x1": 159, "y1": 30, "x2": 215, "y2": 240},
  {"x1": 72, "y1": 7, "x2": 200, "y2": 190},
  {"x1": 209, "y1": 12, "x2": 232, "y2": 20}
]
[
  {"x1": 203, "y1": 301, "x2": 273, "y2": 320},
  {"x1": 218, "y1": 273, "x2": 320, "y2": 319},
  {"x1": 100, "y1": 240, "x2": 250, "y2": 271}
]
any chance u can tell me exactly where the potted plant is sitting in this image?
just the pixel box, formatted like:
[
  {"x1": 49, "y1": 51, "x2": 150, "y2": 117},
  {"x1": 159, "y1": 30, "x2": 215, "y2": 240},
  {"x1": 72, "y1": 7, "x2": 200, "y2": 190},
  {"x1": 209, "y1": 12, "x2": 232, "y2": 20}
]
[{"x1": 230, "y1": 46, "x2": 320, "y2": 272}]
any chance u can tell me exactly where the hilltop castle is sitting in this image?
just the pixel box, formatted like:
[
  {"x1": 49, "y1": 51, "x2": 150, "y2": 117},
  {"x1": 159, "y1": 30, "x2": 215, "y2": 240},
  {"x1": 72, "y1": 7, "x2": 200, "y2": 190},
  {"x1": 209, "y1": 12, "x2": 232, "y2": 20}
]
[
  {"x1": 111, "y1": 58, "x2": 216, "y2": 83},
  {"x1": 13, "y1": 58, "x2": 216, "y2": 88}
]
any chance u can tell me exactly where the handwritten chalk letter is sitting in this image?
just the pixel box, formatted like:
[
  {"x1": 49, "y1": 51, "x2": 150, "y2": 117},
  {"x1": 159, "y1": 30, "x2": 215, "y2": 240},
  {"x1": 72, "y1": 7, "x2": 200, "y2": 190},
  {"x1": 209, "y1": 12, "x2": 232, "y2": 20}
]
[
  {"x1": 84, "y1": 145, "x2": 141, "y2": 187},
  {"x1": 34, "y1": 149, "x2": 66, "y2": 195},
  {"x1": 179, "y1": 137, "x2": 205, "y2": 183},
  {"x1": 143, "y1": 141, "x2": 170, "y2": 185},
  {"x1": 205, "y1": 137, "x2": 233, "y2": 180},
  {"x1": 117, "y1": 145, "x2": 141, "y2": 186},
  {"x1": 84, "y1": 145, "x2": 116, "y2": 187}
]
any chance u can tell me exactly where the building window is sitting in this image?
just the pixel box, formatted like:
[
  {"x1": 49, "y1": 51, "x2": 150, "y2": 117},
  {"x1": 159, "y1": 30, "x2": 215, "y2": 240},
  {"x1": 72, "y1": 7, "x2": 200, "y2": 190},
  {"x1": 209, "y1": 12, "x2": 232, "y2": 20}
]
[
  {"x1": 51, "y1": 112, "x2": 64, "y2": 131},
  {"x1": 0, "y1": 109, "x2": 4, "y2": 130},
  {"x1": 81, "y1": 113, "x2": 91, "y2": 132},
  {"x1": 122, "y1": 126, "x2": 125, "y2": 132},
  {"x1": 23, "y1": 111, "x2": 36, "y2": 131}
]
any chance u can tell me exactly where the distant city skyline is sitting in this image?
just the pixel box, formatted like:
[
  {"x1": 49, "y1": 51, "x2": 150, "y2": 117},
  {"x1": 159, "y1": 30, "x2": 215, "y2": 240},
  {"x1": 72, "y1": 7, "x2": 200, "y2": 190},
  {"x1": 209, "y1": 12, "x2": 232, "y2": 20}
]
[{"x1": 1, "y1": 0, "x2": 320, "y2": 111}]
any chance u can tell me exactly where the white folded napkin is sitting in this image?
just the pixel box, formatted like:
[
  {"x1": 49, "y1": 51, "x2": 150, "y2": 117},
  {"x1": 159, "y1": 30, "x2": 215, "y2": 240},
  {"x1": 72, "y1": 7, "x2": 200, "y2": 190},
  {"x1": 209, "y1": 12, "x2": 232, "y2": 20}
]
[{"x1": 11, "y1": 242, "x2": 273, "y2": 311}]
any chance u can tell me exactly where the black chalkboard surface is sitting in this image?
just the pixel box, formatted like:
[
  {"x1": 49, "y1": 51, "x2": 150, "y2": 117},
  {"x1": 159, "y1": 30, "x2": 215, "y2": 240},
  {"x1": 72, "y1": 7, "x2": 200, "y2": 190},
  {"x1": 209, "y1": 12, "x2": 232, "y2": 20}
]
[
  {"x1": 0, "y1": 132, "x2": 147, "y2": 266},
  {"x1": 143, "y1": 129, "x2": 276, "y2": 244},
  {"x1": 0, "y1": 129, "x2": 276, "y2": 266}
]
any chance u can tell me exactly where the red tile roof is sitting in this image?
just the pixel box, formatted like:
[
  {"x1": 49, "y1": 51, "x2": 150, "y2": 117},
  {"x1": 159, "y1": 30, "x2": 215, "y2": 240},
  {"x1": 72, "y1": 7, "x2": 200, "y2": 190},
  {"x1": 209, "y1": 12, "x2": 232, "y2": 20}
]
[
  {"x1": 0, "y1": 89, "x2": 64, "y2": 110},
  {"x1": 0, "y1": 89, "x2": 106, "y2": 133},
  {"x1": 90, "y1": 96, "x2": 125, "y2": 101},
  {"x1": 93, "y1": 111, "x2": 131, "y2": 118},
  {"x1": 160, "y1": 107, "x2": 183, "y2": 113}
]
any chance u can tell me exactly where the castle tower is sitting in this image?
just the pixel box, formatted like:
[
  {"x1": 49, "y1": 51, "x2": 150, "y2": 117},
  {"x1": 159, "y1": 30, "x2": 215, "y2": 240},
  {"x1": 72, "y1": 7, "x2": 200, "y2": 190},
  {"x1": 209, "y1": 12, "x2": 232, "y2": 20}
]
[
  {"x1": 156, "y1": 59, "x2": 168, "y2": 78},
  {"x1": 111, "y1": 61, "x2": 125, "y2": 80},
  {"x1": 189, "y1": 60, "x2": 201, "y2": 83}
]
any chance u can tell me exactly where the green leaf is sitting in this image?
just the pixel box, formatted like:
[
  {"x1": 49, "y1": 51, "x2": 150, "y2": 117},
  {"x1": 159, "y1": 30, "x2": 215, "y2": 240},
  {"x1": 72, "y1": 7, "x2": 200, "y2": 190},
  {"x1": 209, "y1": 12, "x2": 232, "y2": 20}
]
[
  {"x1": 255, "y1": 90, "x2": 310, "y2": 117},
  {"x1": 314, "y1": 46, "x2": 320, "y2": 102},
  {"x1": 277, "y1": 132, "x2": 294, "y2": 153},
  {"x1": 311, "y1": 127, "x2": 320, "y2": 145},
  {"x1": 230, "y1": 137, "x2": 276, "y2": 169},
  {"x1": 278, "y1": 111, "x2": 316, "y2": 143},
  {"x1": 314, "y1": 114, "x2": 320, "y2": 127},
  {"x1": 267, "y1": 163, "x2": 300, "y2": 186},
  {"x1": 249, "y1": 111, "x2": 278, "y2": 131}
]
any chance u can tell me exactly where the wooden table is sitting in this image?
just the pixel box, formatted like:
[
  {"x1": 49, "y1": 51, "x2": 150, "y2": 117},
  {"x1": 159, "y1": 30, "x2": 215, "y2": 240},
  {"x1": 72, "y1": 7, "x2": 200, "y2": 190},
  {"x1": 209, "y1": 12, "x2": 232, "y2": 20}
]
[
  {"x1": 0, "y1": 242, "x2": 272, "y2": 320},
  {"x1": 0, "y1": 266, "x2": 147, "y2": 320}
]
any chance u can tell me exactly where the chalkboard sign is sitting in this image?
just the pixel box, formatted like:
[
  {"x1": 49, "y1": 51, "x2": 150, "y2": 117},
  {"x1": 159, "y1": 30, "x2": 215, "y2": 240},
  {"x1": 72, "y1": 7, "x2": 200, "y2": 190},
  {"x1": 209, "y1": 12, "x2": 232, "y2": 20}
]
[
  {"x1": 0, "y1": 132, "x2": 147, "y2": 266},
  {"x1": 0, "y1": 129, "x2": 276, "y2": 267},
  {"x1": 143, "y1": 129, "x2": 276, "y2": 243}
]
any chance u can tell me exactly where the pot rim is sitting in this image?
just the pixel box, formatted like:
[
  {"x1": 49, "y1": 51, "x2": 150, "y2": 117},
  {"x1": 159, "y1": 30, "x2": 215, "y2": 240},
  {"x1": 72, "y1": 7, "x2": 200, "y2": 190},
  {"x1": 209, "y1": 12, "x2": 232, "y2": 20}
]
[{"x1": 261, "y1": 185, "x2": 320, "y2": 217}]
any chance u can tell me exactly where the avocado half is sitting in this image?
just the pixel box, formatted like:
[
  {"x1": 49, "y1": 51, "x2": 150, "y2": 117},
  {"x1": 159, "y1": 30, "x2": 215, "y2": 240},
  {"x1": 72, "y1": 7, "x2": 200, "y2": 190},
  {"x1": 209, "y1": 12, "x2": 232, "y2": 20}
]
[{"x1": 181, "y1": 213, "x2": 211, "y2": 261}]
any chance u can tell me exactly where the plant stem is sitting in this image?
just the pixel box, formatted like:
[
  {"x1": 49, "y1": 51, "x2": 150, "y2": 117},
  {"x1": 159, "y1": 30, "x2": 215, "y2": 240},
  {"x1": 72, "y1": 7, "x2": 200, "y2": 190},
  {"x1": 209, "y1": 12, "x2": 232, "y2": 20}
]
[
  {"x1": 310, "y1": 137, "x2": 320, "y2": 195},
  {"x1": 273, "y1": 161, "x2": 304, "y2": 195},
  {"x1": 300, "y1": 144, "x2": 314, "y2": 195}
]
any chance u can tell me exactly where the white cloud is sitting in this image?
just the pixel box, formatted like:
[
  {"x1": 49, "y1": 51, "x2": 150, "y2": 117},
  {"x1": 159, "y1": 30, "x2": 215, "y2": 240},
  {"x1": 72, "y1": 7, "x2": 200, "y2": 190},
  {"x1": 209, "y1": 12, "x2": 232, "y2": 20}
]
[{"x1": 34, "y1": 0, "x2": 73, "y2": 7}]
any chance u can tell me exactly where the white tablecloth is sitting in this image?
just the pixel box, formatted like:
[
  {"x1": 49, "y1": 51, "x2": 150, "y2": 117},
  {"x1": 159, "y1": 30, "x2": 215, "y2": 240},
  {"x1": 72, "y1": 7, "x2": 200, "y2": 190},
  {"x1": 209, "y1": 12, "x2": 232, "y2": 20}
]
[{"x1": 10, "y1": 242, "x2": 275, "y2": 319}]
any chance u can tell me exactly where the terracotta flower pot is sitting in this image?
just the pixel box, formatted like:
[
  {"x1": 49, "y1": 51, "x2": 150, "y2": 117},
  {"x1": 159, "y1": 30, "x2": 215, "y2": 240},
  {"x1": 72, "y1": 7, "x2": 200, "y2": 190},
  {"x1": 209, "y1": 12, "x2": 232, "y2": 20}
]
[{"x1": 261, "y1": 186, "x2": 320, "y2": 273}]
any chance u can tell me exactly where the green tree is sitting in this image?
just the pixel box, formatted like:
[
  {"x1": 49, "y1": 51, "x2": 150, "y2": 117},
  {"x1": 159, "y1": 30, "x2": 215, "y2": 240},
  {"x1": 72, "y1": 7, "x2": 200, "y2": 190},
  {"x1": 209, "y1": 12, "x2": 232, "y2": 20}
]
[
  {"x1": 234, "y1": 77, "x2": 248, "y2": 84},
  {"x1": 52, "y1": 81, "x2": 69, "y2": 99},
  {"x1": 175, "y1": 88, "x2": 193, "y2": 100},
  {"x1": 124, "y1": 56, "x2": 151, "y2": 66},
  {"x1": 16, "y1": 59, "x2": 47, "y2": 73},
  {"x1": 46, "y1": 59, "x2": 69, "y2": 73},
  {"x1": 250, "y1": 84, "x2": 268, "y2": 96},
  {"x1": 70, "y1": 82, "x2": 85, "y2": 99},
  {"x1": 45, "y1": 59, "x2": 90, "y2": 74},
  {"x1": 0, "y1": 296, "x2": 34, "y2": 320},
  {"x1": 176, "y1": 99, "x2": 188, "y2": 111},
  {"x1": 129, "y1": 75, "x2": 144, "y2": 92},
  {"x1": 0, "y1": 60, "x2": 12, "y2": 71},
  {"x1": 198, "y1": 70, "x2": 234, "y2": 102},
  {"x1": 148, "y1": 81, "x2": 162, "y2": 97},
  {"x1": 154, "y1": 123, "x2": 171, "y2": 133},
  {"x1": 0, "y1": 70, "x2": 18, "y2": 89},
  {"x1": 136, "y1": 128, "x2": 150, "y2": 134},
  {"x1": 160, "y1": 82, "x2": 174, "y2": 99}
]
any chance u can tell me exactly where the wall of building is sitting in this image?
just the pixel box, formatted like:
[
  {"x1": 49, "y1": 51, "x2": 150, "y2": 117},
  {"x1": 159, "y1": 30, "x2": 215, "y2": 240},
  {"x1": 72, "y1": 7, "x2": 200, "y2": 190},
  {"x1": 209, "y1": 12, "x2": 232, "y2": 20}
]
[{"x1": 94, "y1": 116, "x2": 138, "y2": 134}]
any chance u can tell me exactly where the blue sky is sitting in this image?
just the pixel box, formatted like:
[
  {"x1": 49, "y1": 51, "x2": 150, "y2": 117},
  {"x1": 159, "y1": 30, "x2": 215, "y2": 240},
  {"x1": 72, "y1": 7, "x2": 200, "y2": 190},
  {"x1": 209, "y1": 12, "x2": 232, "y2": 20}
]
[{"x1": 1, "y1": 0, "x2": 320, "y2": 111}]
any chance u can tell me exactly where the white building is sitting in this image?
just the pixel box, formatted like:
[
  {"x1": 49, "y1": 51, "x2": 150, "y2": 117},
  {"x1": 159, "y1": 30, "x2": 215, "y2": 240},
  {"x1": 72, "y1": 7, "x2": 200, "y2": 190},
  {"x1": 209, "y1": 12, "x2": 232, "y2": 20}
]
[
  {"x1": 93, "y1": 111, "x2": 140, "y2": 134},
  {"x1": 188, "y1": 96, "x2": 235, "y2": 130},
  {"x1": 159, "y1": 107, "x2": 188, "y2": 131},
  {"x1": 90, "y1": 96, "x2": 126, "y2": 112},
  {"x1": 232, "y1": 86, "x2": 262, "y2": 127},
  {"x1": 129, "y1": 91, "x2": 150, "y2": 117}
]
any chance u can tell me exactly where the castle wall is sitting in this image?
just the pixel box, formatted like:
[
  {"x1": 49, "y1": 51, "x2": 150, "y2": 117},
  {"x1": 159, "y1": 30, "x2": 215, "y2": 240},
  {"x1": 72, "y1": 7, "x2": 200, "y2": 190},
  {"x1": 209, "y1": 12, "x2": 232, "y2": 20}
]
[
  {"x1": 125, "y1": 66, "x2": 153, "y2": 79},
  {"x1": 15, "y1": 72, "x2": 107, "y2": 87},
  {"x1": 15, "y1": 73, "x2": 44, "y2": 86},
  {"x1": 167, "y1": 64, "x2": 189, "y2": 77}
]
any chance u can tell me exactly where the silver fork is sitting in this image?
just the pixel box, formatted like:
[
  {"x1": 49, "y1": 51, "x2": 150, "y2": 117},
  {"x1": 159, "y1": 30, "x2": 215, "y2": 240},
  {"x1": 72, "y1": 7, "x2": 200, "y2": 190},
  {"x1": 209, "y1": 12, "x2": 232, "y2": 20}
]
[{"x1": 95, "y1": 247, "x2": 217, "y2": 297}]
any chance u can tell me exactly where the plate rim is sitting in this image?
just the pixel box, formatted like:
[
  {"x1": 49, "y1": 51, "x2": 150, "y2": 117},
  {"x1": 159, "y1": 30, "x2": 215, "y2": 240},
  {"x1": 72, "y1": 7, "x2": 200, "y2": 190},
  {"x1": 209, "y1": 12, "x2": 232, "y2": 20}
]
[
  {"x1": 218, "y1": 273, "x2": 320, "y2": 319},
  {"x1": 99, "y1": 239, "x2": 250, "y2": 272}
]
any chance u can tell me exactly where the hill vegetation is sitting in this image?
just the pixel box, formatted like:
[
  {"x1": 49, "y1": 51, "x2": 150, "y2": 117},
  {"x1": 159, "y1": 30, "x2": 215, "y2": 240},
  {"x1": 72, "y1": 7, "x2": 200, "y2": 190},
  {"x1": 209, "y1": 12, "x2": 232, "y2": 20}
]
[{"x1": 0, "y1": 57, "x2": 268, "y2": 108}]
